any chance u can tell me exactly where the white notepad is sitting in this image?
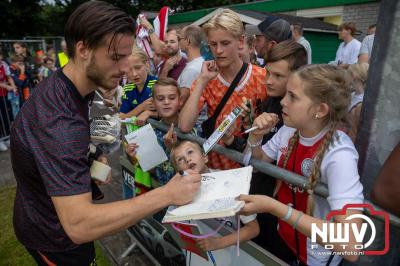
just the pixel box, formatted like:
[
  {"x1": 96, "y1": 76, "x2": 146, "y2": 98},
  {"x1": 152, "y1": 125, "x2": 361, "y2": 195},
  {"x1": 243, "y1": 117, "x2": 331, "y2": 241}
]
[
  {"x1": 163, "y1": 166, "x2": 253, "y2": 223},
  {"x1": 125, "y1": 124, "x2": 168, "y2": 172}
]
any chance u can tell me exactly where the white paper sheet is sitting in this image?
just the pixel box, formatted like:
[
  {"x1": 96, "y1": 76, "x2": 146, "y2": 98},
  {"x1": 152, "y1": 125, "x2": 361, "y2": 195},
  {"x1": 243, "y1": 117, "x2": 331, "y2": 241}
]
[{"x1": 125, "y1": 124, "x2": 168, "y2": 171}]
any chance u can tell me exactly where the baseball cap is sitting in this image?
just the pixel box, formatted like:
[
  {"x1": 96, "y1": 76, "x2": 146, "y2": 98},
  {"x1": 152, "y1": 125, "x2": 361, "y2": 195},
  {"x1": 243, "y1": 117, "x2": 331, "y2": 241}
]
[{"x1": 246, "y1": 16, "x2": 292, "y2": 43}]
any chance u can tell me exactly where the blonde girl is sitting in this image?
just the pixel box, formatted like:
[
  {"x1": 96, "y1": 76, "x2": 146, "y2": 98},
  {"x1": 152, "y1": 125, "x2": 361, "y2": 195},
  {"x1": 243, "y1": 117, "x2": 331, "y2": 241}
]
[{"x1": 240, "y1": 64, "x2": 364, "y2": 266}]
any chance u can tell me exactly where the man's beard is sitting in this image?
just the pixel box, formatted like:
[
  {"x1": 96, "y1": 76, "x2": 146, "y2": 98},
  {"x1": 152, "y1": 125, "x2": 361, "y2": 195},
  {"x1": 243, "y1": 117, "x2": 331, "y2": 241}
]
[
  {"x1": 167, "y1": 48, "x2": 179, "y2": 57},
  {"x1": 86, "y1": 54, "x2": 113, "y2": 91}
]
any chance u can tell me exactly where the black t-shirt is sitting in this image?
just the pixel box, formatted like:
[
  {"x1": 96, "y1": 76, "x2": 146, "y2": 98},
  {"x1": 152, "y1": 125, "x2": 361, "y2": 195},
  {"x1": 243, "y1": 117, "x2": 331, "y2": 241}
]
[
  {"x1": 250, "y1": 96, "x2": 284, "y2": 250},
  {"x1": 258, "y1": 96, "x2": 284, "y2": 145},
  {"x1": 11, "y1": 69, "x2": 93, "y2": 252}
]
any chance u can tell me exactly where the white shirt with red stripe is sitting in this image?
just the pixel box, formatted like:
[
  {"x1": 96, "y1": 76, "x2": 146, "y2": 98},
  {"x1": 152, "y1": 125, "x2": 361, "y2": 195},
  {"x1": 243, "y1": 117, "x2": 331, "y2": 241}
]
[{"x1": 262, "y1": 125, "x2": 364, "y2": 266}]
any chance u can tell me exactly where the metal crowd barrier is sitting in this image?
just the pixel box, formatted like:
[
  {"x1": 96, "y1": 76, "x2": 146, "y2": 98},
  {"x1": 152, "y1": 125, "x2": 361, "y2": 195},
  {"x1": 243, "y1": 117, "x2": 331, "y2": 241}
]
[
  {"x1": 0, "y1": 39, "x2": 48, "y2": 54},
  {"x1": 147, "y1": 118, "x2": 400, "y2": 228},
  {"x1": 0, "y1": 95, "x2": 12, "y2": 142},
  {"x1": 119, "y1": 119, "x2": 399, "y2": 266},
  {"x1": 119, "y1": 155, "x2": 287, "y2": 266}
]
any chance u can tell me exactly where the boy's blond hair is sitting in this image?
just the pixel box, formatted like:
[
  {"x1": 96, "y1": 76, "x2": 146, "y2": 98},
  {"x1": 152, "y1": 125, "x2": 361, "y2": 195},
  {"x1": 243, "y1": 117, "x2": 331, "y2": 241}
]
[{"x1": 202, "y1": 9, "x2": 244, "y2": 39}]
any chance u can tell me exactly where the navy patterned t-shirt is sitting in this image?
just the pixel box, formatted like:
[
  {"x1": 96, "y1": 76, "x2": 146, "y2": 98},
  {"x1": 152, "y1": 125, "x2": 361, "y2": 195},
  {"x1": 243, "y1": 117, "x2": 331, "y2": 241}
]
[{"x1": 11, "y1": 69, "x2": 93, "y2": 252}]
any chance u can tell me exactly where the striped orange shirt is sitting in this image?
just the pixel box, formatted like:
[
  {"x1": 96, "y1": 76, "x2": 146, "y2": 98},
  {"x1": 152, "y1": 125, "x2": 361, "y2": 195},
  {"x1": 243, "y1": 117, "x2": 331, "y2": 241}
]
[{"x1": 191, "y1": 64, "x2": 267, "y2": 170}]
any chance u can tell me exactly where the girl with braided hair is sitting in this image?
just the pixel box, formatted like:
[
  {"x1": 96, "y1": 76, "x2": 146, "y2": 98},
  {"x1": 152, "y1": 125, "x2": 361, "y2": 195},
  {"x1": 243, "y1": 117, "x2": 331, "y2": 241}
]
[{"x1": 238, "y1": 64, "x2": 364, "y2": 266}]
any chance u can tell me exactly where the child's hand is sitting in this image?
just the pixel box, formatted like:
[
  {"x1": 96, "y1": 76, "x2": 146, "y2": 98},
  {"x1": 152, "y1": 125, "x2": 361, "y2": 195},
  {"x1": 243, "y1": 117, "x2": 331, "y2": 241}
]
[
  {"x1": 196, "y1": 237, "x2": 221, "y2": 251},
  {"x1": 249, "y1": 112, "x2": 279, "y2": 137},
  {"x1": 237, "y1": 194, "x2": 272, "y2": 216},
  {"x1": 138, "y1": 98, "x2": 156, "y2": 112},
  {"x1": 221, "y1": 115, "x2": 237, "y2": 146},
  {"x1": 163, "y1": 123, "x2": 177, "y2": 150},
  {"x1": 199, "y1": 61, "x2": 219, "y2": 82},
  {"x1": 135, "y1": 110, "x2": 152, "y2": 126},
  {"x1": 125, "y1": 142, "x2": 138, "y2": 158},
  {"x1": 239, "y1": 97, "x2": 254, "y2": 130}
]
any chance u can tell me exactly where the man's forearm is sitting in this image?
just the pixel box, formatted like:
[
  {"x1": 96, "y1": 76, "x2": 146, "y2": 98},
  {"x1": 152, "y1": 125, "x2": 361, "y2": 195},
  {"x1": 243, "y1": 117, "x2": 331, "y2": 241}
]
[
  {"x1": 180, "y1": 87, "x2": 190, "y2": 105},
  {"x1": 149, "y1": 33, "x2": 166, "y2": 55},
  {"x1": 53, "y1": 186, "x2": 172, "y2": 244}
]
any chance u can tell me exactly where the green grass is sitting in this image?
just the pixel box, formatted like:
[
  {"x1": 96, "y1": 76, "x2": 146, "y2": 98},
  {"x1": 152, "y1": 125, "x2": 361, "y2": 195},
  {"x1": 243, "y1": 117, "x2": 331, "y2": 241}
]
[{"x1": 0, "y1": 186, "x2": 110, "y2": 266}]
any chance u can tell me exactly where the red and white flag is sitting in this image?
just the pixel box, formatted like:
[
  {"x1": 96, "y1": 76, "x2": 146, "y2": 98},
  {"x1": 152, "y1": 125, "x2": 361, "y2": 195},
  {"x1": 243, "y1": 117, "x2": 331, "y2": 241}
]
[
  {"x1": 153, "y1": 6, "x2": 170, "y2": 41},
  {"x1": 136, "y1": 7, "x2": 173, "y2": 59},
  {"x1": 136, "y1": 14, "x2": 153, "y2": 58}
]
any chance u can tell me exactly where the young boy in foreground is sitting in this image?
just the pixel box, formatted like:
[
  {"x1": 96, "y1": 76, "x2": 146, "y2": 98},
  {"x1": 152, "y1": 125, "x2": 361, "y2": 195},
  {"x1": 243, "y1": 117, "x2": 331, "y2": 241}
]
[{"x1": 170, "y1": 140, "x2": 260, "y2": 251}]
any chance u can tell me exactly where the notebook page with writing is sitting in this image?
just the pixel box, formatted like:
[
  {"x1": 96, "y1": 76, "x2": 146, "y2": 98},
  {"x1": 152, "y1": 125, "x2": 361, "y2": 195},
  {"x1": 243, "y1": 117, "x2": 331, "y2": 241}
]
[{"x1": 163, "y1": 166, "x2": 253, "y2": 222}]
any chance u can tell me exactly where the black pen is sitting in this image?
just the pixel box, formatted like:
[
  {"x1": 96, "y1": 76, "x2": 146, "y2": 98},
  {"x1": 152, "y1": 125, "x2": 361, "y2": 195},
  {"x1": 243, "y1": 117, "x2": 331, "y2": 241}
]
[{"x1": 179, "y1": 170, "x2": 188, "y2": 176}]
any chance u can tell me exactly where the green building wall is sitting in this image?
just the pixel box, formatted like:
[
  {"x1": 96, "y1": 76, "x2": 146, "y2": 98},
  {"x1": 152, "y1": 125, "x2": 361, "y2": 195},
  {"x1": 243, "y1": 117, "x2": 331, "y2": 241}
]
[
  {"x1": 168, "y1": 0, "x2": 378, "y2": 25},
  {"x1": 304, "y1": 32, "x2": 341, "y2": 63},
  {"x1": 167, "y1": 0, "x2": 368, "y2": 64}
]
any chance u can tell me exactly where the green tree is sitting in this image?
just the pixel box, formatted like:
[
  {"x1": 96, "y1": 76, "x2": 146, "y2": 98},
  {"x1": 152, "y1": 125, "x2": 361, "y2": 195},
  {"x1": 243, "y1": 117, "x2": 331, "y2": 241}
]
[
  {"x1": 0, "y1": 0, "x2": 252, "y2": 39},
  {"x1": 0, "y1": 0, "x2": 44, "y2": 38}
]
